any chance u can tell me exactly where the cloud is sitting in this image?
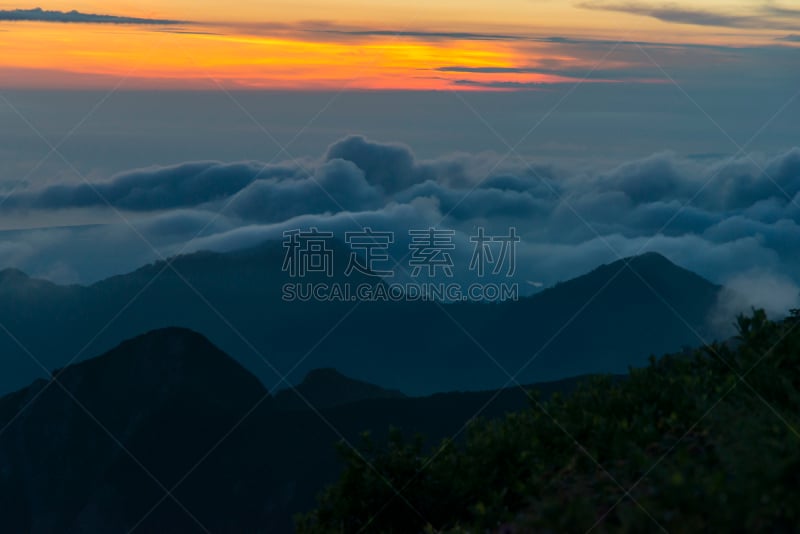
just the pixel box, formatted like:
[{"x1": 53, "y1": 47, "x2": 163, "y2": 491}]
[
  {"x1": 2, "y1": 136, "x2": 424, "y2": 212},
  {"x1": 225, "y1": 158, "x2": 383, "y2": 222},
  {"x1": 239, "y1": 21, "x2": 776, "y2": 52},
  {"x1": 1, "y1": 136, "x2": 799, "y2": 291},
  {"x1": 578, "y1": 1, "x2": 799, "y2": 30},
  {"x1": 0, "y1": 7, "x2": 183, "y2": 25},
  {"x1": 445, "y1": 73, "x2": 661, "y2": 88},
  {"x1": 709, "y1": 271, "x2": 800, "y2": 336},
  {"x1": 396, "y1": 179, "x2": 551, "y2": 221},
  {"x1": 764, "y1": 2, "x2": 800, "y2": 18},
  {"x1": 3, "y1": 160, "x2": 302, "y2": 211},
  {"x1": 325, "y1": 136, "x2": 431, "y2": 194},
  {"x1": 306, "y1": 27, "x2": 764, "y2": 49},
  {"x1": 436, "y1": 65, "x2": 651, "y2": 81},
  {"x1": 313, "y1": 29, "x2": 532, "y2": 42},
  {"x1": 151, "y1": 29, "x2": 220, "y2": 36},
  {"x1": 452, "y1": 79, "x2": 548, "y2": 90}
]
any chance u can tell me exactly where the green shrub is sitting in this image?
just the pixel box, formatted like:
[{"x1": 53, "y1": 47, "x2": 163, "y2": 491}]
[{"x1": 298, "y1": 310, "x2": 800, "y2": 533}]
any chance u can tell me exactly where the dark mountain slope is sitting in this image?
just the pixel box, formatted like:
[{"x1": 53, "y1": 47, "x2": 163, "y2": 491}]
[
  {"x1": 0, "y1": 329, "x2": 592, "y2": 533},
  {"x1": 0, "y1": 240, "x2": 373, "y2": 393},
  {"x1": 273, "y1": 367, "x2": 406, "y2": 410},
  {"x1": 0, "y1": 328, "x2": 269, "y2": 533},
  {"x1": 0, "y1": 242, "x2": 721, "y2": 394},
  {"x1": 478, "y1": 251, "x2": 720, "y2": 375},
  {"x1": 319, "y1": 251, "x2": 722, "y2": 392}
]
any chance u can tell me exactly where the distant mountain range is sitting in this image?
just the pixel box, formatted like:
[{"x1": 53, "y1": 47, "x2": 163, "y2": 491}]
[
  {"x1": 272, "y1": 367, "x2": 406, "y2": 410},
  {"x1": 0, "y1": 241, "x2": 722, "y2": 394},
  {"x1": 0, "y1": 328, "x2": 590, "y2": 533}
]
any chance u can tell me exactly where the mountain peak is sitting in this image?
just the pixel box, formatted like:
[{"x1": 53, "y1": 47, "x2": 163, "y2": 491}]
[
  {"x1": 590, "y1": 251, "x2": 675, "y2": 272},
  {"x1": 95, "y1": 326, "x2": 258, "y2": 372},
  {"x1": 624, "y1": 251, "x2": 677, "y2": 268},
  {"x1": 46, "y1": 327, "x2": 267, "y2": 412},
  {"x1": 0, "y1": 328, "x2": 269, "y2": 532},
  {"x1": 630, "y1": 250, "x2": 671, "y2": 261},
  {"x1": 578, "y1": 251, "x2": 717, "y2": 288}
]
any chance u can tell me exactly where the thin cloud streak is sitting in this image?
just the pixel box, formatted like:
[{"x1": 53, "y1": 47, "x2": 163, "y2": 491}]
[
  {"x1": 0, "y1": 7, "x2": 184, "y2": 25},
  {"x1": 577, "y1": 1, "x2": 800, "y2": 30}
]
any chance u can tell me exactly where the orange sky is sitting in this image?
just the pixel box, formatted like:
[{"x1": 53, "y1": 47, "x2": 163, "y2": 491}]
[{"x1": 0, "y1": 1, "x2": 797, "y2": 90}]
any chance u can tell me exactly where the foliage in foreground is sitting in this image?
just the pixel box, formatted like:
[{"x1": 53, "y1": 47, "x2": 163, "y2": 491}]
[{"x1": 297, "y1": 309, "x2": 800, "y2": 533}]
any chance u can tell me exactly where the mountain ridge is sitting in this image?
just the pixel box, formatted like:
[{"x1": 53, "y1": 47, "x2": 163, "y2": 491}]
[
  {"x1": 0, "y1": 241, "x2": 722, "y2": 394},
  {"x1": 273, "y1": 367, "x2": 407, "y2": 410},
  {"x1": 0, "y1": 327, "x2": 596, "y2": 533},
  {"x1": 3, "y1": 247, "x2": 700, "y2": 293}
]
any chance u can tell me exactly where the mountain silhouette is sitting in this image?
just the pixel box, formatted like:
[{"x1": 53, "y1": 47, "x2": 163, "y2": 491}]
[
  {"x1": 0, "y1": 328, "x2": 588, "y2": 533},
  {"x1": 0, "y1": 241, "x2": 721, "y2": 394},
  {"x1": 273, "y1": 367, "x2": 406, "y2": 410},
  {"x1": 0, "y1": 328, "x2": 272, "y2": 532}
]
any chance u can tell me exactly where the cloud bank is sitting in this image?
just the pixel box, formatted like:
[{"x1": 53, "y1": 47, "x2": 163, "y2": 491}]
[{"x1": 1, "y1": 136, "x2": 799, "y2": 322}]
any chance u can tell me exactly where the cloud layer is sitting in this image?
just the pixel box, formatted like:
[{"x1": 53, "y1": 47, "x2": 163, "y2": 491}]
[{"x1": 1, "y1": 136, "x2": 799, "y2": 322}]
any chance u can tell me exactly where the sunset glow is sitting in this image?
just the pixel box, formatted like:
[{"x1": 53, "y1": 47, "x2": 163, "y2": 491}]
[{"x1": 1, "y1": 1, "x2": 797, "y2": 90}]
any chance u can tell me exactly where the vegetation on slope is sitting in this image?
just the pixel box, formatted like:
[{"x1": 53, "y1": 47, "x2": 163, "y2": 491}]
[{"x1": 298, "y1": 309, "x2": 800, "y2": 533}]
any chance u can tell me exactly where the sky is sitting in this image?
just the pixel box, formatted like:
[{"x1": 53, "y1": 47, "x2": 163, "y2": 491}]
[
  {"x1": 0, "y1": 1, "x2": 798, "y2": 89},
  {"x1": 0, "y1": 1, "x2": 799, "y2": 317}
]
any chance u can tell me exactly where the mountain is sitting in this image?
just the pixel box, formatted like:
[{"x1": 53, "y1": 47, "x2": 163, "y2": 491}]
[
  {"x1": 297, "y1": 250, "x2": 722, "y2": 393},
  {"x1": 0, "y1": 241, "x2": 721, "y2": 394},
  {"x1": 298, "y1": 311, "x2": 800, "y2": 533},
  {"x1": 273, "y1": 367, "x2": 406, "y2": 410},
  {"x1": 0, "y1": 328, "x2": 272, "y2": 532},
  {"x1": 0, "y1": 328, "x2": 586, "y2": 533}
]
